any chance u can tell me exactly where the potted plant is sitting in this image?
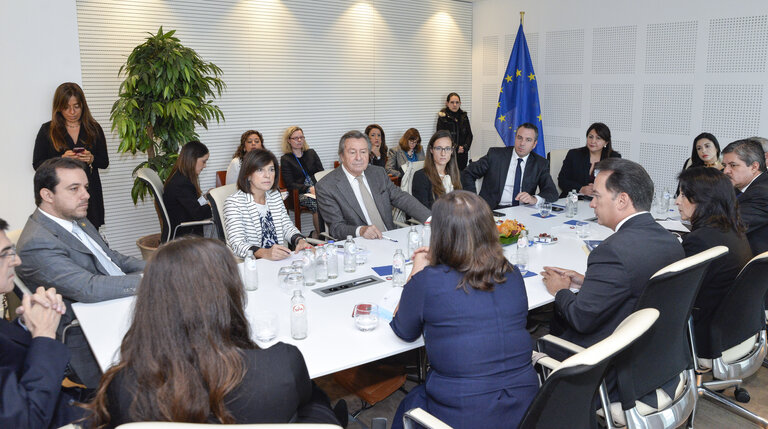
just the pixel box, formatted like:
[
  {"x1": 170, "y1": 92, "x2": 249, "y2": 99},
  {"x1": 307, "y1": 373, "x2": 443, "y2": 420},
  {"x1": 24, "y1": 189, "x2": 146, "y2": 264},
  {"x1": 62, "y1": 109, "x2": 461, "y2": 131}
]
[{"x1": 110, "y1": 27, "x2": 225, "y2": 255}]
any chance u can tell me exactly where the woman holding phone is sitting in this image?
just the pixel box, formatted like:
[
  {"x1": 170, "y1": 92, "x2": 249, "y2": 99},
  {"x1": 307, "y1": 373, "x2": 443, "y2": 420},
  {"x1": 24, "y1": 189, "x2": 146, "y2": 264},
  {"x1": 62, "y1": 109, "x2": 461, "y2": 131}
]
[{"x1": 33, "y1": 82, "x2": 110, "y2": 228}]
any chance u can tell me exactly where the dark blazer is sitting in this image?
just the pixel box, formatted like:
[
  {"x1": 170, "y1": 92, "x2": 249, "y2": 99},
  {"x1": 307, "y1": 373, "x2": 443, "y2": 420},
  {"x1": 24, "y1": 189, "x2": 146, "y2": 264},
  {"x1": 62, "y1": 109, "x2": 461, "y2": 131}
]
[
  {"x1": 104, "y1": 342, "x2": 339, "y2": 426},
  {"x1": 316, "y1": 165, "x2": 431, "y2": 239},
  {"x1": 163, "y1": 172, "x2": 213, "y2": 239},
  {"x1": 17, "y1": 209, "x2": 145, "y2": 387},
  {"x1": 683, "y1": 226, "x2": 752, "y2": 358},
  {"x1": 553, "y1": 213, "x2": 685, "y2": 347},
  {"x1": 33, "y1": 121, "x2": 110, "y2": 228},
  {"x1": 280, "y1": 149, "x2": 324, "y2": 194},
  {"x1": 411, "y1": 169, "x2": 457, "y2": 209},
  {"x1": 738, "y1": 172, "x2": 768, "y2": 255},
  {"x1": 0, "y1": 319, "x2": 83, "y2": 428},
  {"x1": 557, "y1": 147, "x2": 621, "y2": 197},
  {"x1": 461, "y1": 147, "x2": 558, "y2": 209},
  {"x1": 370, "y1": 152, "x2": 387, "y2": 169}
]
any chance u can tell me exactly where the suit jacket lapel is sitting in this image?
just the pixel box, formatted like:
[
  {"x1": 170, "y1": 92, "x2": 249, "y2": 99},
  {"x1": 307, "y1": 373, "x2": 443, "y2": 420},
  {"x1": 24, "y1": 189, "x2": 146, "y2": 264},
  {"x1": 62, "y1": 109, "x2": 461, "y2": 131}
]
[
  {"x1": 334, "y1": 170, "x2": 368, "y2": 224},
  {"x1": 499, "y1": 149, "x2": 514, "y2": 193},
  {"x1": 522, "y1": 154, "x2": 538, "y2": 190}
]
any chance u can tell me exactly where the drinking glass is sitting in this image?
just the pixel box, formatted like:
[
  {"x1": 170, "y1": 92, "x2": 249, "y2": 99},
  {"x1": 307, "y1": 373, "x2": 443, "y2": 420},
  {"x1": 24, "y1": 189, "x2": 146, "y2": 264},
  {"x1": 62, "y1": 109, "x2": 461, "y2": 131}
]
[
  {"x1": 352, "y1": 303, "x2": 379, "y2": 332},
  {"x1": 539, "y1": 202, "x2": 552, "y2": 218},
  {"x1": 576, "y1": 222, "x2": 590, "y2": 239},
  {"x1": 355, "y1": 246, "x2": 368, "y2": 265},
  {"x1": 278, "y1": 266, "x2": 293, "y2": 286},
  {"x1": 282, "y1": 272, "x2": 304, "y2": 295},
  {"x1": 252, "y1": 312, "x2": 278, "y2": 342},
  {"x1": 514, "y1": 249, "x2": 529, "y2": 275}
]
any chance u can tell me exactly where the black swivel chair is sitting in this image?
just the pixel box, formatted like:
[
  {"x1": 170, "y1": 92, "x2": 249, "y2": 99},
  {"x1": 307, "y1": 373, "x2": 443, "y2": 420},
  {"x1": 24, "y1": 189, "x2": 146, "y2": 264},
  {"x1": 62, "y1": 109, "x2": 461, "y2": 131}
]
[{"x1": 691, "y1": 251, "x2": 768, "y2": 427}]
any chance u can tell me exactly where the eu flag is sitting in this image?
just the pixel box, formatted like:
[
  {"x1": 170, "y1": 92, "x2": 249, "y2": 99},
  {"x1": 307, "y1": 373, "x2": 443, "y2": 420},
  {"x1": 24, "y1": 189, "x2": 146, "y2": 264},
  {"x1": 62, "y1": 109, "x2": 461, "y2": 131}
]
[{"x1": 495, "y1": 23, "x2": 545, "y2": 157}]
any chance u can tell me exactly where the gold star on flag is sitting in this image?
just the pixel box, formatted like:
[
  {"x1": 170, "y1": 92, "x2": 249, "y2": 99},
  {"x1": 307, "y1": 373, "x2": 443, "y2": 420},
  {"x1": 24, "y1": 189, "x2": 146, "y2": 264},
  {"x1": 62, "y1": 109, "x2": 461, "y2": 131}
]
[
  {"x1": 497, "y1": 102, "x2": 501, "y2": 108},
  {"x1": 537, "y1": 114, "x2": 542, "y2": 122},
  {"x1": 528, "y1": 73, "x2": 535, "y2": 81},
  {"x1": 505, "y1": 74, "x2": 513, "y2": 83},
  {"x1": 499, "y1": 87, "x2": 503, "y2": 93},
  {"x1": 497, "y1": 114, "x2": 506, "y2": 123},
  {"x1": 515, "y1": 69, "x2": 522, "y2": 77}
]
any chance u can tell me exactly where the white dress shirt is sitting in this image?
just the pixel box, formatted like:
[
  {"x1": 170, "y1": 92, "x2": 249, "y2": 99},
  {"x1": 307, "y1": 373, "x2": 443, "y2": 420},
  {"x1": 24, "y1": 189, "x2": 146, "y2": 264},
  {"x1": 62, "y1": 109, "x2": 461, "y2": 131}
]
[
  {"x1": 499, "y1": 152, "x2": 543, "y2": 206},
  {"x1": 341, "y1": 165, "x2": 375, "y2": 236}
]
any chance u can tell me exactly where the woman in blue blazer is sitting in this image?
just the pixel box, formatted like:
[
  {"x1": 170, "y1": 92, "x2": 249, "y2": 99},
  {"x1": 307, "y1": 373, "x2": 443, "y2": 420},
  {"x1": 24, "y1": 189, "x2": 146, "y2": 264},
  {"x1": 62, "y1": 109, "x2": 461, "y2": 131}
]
[{"x1": 390, "y1": 191, "x2": 537, "y2": 429}]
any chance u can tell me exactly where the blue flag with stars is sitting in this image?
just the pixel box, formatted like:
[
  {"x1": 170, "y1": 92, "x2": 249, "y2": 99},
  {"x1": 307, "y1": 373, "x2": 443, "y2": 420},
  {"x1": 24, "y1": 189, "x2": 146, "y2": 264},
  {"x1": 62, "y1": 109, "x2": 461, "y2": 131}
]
[{"x1": 495, "y1": 23, "x2": 545, "y2": 157}]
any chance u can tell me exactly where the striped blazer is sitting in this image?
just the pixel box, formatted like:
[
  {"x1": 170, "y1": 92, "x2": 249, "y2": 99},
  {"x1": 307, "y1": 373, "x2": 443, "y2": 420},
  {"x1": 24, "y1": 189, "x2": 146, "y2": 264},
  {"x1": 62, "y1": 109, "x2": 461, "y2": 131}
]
[{"x1": 224, "y1": 189, "x2": 303, "y2": 258}]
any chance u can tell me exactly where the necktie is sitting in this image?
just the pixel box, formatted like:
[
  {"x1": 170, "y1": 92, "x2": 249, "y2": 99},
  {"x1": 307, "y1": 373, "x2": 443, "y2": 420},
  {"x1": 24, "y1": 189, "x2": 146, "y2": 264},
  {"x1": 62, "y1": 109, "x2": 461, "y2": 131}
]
[
  {"x1": 355, "y1": 176, "x2": 388, "y2": 232},
  {"x1": 512, "y1": 158, "x2": 523, "y2": 207},
  {"x1": 71, "y1": 222, "x2": 125, "y2": 276}
]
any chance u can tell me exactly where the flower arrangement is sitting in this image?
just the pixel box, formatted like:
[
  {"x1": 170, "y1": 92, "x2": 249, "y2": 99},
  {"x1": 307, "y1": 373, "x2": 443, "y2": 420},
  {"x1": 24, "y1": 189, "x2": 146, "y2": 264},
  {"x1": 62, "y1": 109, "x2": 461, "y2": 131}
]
[{"x1": 497, "y1": 219, "x2": 526, "y2": 245}]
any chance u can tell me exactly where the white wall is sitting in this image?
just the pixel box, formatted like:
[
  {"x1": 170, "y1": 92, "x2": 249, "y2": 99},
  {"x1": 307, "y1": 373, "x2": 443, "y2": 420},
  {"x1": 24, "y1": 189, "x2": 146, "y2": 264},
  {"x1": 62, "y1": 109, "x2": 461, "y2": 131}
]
[
  {"x1": 472, "y1": 0, "x2": 768, "y2": 193},
  {"x1": 0, "y1": 0, "x2": 82, "y2": 231}
]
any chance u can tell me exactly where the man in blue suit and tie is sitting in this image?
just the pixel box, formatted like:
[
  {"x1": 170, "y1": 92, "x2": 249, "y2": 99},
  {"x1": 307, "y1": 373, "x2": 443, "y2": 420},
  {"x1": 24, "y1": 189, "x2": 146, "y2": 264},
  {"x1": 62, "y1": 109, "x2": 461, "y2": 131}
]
[
  {"x1": 0, "y1": 217, "x2": 83, "y2": 428},
  {"x1": 17, "y1": 158, "x2": 145, "y2": 388}
]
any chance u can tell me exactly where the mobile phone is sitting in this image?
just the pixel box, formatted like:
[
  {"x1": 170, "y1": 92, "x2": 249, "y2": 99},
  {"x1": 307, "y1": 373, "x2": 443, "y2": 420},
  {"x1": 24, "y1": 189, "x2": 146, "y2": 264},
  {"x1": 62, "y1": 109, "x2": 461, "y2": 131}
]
[
  {"x1": 551, "y1": 206, "x2": 564, "y2": 212},
  {"x1": 492, "y1": 211, "x2": 505, "y2": 217},
  {"x1": 73, "y1": 147, "x2": 85, "y2": 154}
]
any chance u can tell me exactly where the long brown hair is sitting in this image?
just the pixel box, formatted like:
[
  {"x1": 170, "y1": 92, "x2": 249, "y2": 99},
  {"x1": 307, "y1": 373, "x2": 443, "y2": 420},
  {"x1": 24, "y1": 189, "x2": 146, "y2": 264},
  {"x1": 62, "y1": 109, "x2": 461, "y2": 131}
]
[
  {"x1": 365, "y1": 124, "x2": 388, "y2": 164},
  {"x1": 165, "y1": 141, "x2": 208, "y2": 196},
  {"x1": 429, "y1": 191, "x2": 512, "y2": 291},
  {"x1": 232, "y1": 129, "x2": 264, "y2": 159},
  {"x1": 50, "y1": 82, "x2": 100, "y2": 152},
  {"x1": 423, "y1": 130, "x2": 462, "y2": 199},
  {"x1": 85, "y1": 237, "x2": 254, "y2": 427}
]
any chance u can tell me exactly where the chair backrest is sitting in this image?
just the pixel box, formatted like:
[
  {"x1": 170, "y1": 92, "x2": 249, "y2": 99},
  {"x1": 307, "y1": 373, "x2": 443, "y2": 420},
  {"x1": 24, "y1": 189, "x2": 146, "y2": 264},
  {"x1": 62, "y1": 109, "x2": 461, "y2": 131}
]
[
  {"x1": 547, "y1": 149, "x2": 569, "y2": 195},
  {"x1": 6, "y1": 229, "x2": 31, "y2": 296},
  {"x1": 215, "y1": 170, "x2": 227, "y2": 187},
  {"x1": 519, "y1": 309, "x2": 660, "y2": 429},
  {"x1": 614, "y1": 245, "x2": 728, "y2": 409},
  {"x1": 116, "y1": 422, "x2": 341, "y2": 428},
  {"x1": 710, "y1": 250, "x2": 768, "y2": 355},
  {"x1": 207, "y1": 184, "x2": 238, "y2": 243},
  {"x1": 314, "y1": 169, "x2": 333, "y2": 182},
  {"x1": 136, "y1": 168, "x2": 172, "y2": 243}
]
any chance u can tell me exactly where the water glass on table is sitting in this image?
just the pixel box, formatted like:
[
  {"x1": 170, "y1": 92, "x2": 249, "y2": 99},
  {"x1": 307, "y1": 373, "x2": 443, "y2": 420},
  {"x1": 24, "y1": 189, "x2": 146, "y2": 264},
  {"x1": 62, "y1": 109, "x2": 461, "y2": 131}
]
[
  {"x1": 352, "y1": 303, "x2": 379, "y2": 332},
  {"x1": 282, "y1": 272, "x2": 304, "y2": 295},
  {"x1": 538, "y1": 202, "x2": 552, "y2": 218},
  {"x1": 252, "y1": 312, "x2": 278, "y2": 342},
  {"x1": 577, "y1": 222, "x2": 590, "y2": 239}
]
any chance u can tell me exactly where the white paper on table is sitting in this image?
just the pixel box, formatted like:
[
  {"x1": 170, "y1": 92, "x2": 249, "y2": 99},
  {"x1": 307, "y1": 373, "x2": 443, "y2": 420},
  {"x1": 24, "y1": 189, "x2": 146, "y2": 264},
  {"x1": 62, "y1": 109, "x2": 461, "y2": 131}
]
[
  {"x1": 657, "y1": 220, "x2": 690, "y2": 233},
  {"x1": 379, "y1": 287, "x2": 403, "y2": 322}
]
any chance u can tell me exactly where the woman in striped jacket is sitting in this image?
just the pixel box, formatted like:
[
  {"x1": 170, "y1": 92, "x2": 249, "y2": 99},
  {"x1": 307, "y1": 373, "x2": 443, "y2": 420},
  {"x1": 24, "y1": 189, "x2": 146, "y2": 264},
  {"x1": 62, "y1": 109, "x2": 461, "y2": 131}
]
[{"x1": 224, "y1": 149, "x2": 312, "y2": 260}]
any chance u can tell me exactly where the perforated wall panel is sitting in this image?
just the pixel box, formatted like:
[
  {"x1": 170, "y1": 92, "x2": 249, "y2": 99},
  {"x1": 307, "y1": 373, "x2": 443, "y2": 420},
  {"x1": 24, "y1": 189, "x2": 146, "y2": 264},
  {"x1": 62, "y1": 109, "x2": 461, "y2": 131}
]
[
  {"x1": 77, "y1": 0, "x2": 472, "y2": 256},
  {"x1": 483, "y1": 83, "x2": 499, "y2": 122},
  {"x1": 545, "y1": 29, "x2": 584, "y2": 74},
  {"x1": 639, "y1": 141, "x2": 690, "y2": 193},
  {"x1": 592, "y1": 25, "x2": 636, "y2": 74},
  {"x1": 590, "y1": 84, "x2": 634, "y2": 132},
  {"x1": 641, "y1": 85, "x2": 694, "y2": 135},
  {"x1": 541, "y1": 84, "x2": 582, "y2": 128},
  {"x1": 707, "y1": 15, "x2": 768, "y2": 73},
  {"x1": 645, "y1": 21, "x2": 697, "y2": 74},
  {"x1": 701, "y1": 84, "x2": 763, "y2": 141},
  {"x1": 544, "y1": 135, "x2": 581, "y2": 152},
  {"x1": 611, "y1": 140, "x2": 633, "y2": 161},
  {"x1": 484, "y1": 35, "x2": 499, "y2": 76}
]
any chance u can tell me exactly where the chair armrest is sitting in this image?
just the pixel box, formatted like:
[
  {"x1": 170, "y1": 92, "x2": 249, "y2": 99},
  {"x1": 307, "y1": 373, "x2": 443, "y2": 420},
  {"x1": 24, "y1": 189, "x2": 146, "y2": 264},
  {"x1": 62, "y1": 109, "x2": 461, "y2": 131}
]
[
  {"x1": 403, "y1": 408, "x2": 452, "y2": 429},
  {"x1": 306, "y1": 238, "x2": 325, "y2": 245},
  {"x1": 320, "y1": 232, "x2": 336, "y2": 241},
  {"x1": 532, "y1": 350, "x2": 561, "y2": 371},
  {"x1": 173, "y1": 219, "x2": 214, "y2": 241},
  {"x1": 538, "y1": 334, "x2": 585, "y2": 354},
  {"x1": 394, "y1": 221, "x2": 409, "y2": 229},
  {"x1": 406, "y1": 218, "x2": 422, "y2": 225}
]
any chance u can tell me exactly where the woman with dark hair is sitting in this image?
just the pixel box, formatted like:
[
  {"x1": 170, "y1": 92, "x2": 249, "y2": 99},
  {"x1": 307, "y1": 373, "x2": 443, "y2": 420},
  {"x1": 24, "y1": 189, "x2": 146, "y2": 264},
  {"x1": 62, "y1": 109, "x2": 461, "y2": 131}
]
[
  {"x1": 390, "y1": 191, "x2": 537, "y2": 429},
  {"x1": 226, "y1": 130, "x2": 264, "y2": 185},
  {"x1": 557, "y1": 122, "x2": 621, "y2": 197},
  {"x1": 676, "y1": 167, "x2": 752, "y2": 357},
  {"x1": 163, "y1": 141, "x2": 212, "y2": 239},
  {"x1": 386, "y1": 128, "x2": 425, "y2": 177},
  {"x1": 682, "y1": 132, "x2": 723, "y2": 171},
  {"x1": 279, "y1": 126, "x2": 324, "y2": 236},
  {"x1": 365, "y1": 124, "x2": 388, "y2": 168},
  {"x1": 436, "y1": 92, "x2": 473, "y2": 170},
  {"x1": 224, "y1": 149, "x2": 310, "y2": 260},
  {"x1": 411, "y1": 130, "x2": 462, "y2": 209},
  {"x1": 34, "y1": 82, "x2": 109, "y2": 228},
  {"x1": 84, "y1": 237, "x2": 341, "y2": 427}
]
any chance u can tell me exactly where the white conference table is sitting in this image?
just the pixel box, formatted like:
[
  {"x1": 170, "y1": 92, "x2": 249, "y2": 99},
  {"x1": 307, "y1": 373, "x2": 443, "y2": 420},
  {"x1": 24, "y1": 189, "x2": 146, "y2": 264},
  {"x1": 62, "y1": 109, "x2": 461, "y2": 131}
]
[{"x1": 73, "y1": 199, "x2": 611, "y2": 379}]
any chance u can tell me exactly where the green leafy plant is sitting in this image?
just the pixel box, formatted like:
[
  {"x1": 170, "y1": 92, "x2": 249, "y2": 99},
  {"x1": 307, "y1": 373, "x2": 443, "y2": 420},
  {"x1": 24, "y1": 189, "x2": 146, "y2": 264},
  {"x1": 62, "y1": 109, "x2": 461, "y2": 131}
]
[{"x1": 111, "y1": 27, "x2": 225, "y2": 203}]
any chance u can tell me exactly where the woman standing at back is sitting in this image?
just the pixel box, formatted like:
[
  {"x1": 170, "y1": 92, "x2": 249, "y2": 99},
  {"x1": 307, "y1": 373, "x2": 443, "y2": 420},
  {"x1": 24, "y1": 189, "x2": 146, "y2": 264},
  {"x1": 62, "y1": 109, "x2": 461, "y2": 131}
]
[
  {"x1": 34, "y1": 82, "x2": 110, "y2": 228},
  {"x1": 84, "y1": 237, "x2": 341, "y2": 427},
  {"x1": 390, "y1": 191, "x2": 537, "y2": 429},
  {"x1": 436, "y1": 92, "x2": 473, "y2": 171}
]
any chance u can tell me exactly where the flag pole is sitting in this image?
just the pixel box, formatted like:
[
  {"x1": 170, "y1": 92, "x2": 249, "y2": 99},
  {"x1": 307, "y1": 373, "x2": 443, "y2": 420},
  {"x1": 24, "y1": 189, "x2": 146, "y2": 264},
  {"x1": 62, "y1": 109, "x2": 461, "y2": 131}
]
[{"x1": 520, "y1": 11, "x2": 525, "y2": 26}]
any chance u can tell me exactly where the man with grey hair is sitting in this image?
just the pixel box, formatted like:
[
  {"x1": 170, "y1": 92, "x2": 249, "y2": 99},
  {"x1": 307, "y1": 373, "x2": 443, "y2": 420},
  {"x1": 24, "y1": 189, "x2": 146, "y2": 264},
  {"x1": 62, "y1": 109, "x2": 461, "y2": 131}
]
[
  {"x1": 722, "y1": 139, "x2": 768, "y2": 255},
  {"x1": 316, "y1": 130, "x2": 431, "y2": 239},
  {"x1": 748, "y1": 136, "x2": 768, "y2": 164}
]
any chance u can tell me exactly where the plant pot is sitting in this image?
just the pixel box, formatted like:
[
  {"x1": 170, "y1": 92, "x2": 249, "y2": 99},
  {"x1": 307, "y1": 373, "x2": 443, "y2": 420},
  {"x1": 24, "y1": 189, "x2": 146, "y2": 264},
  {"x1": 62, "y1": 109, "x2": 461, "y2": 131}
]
[
  {"x1": 136, "y1": 233, "x2": 161, "y2": 260},
  {"x1": 499, "y1": 234, "x2": 520, "y2": 246}
]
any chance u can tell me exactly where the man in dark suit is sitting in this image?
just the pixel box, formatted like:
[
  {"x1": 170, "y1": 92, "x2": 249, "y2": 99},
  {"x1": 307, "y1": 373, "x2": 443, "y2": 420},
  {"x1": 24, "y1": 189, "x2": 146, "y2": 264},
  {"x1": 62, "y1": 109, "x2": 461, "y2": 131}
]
[
  {"x1": 316, "y1": 130, "x2": 431, "y2": 240},
  {"x1": 541, "y1": 158, "x2": 684, "y2": 347},
  {"x1": 722, "y1": 139, "x2": 768, "y2": 255},
  {"x1": 17, "y1": 158, "x2": 145, "y2": 388},
  {"x1": 461, "y1": 122, "x2": 558, "y2": 209},
  {"x1": 0, "y1": 217, "x2": 83, "y2": 428}
]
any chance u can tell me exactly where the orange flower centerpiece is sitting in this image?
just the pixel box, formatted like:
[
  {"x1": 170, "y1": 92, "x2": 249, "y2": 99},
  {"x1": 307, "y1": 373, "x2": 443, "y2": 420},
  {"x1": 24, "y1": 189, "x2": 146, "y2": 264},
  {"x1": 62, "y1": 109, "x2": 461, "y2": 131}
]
[{"x1": 497, "y1": 219, "x2": 526, "y2": 245}]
